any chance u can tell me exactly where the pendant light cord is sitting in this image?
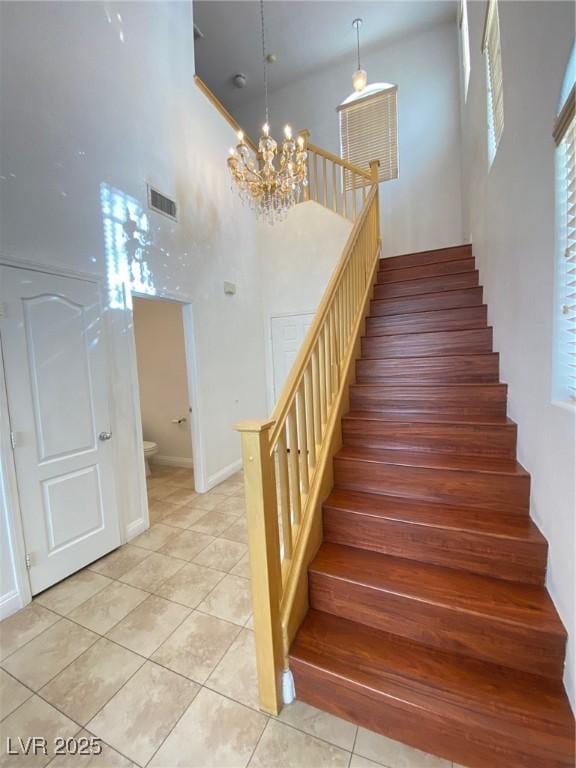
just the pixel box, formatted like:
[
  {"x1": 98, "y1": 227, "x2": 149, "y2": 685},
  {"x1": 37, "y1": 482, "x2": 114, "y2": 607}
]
[
  {"x1": 356, "y1": 20, "x2": 361, "y2": 70},
  {"x1": 260, "y1": 0, "x2": 270, "y2": 125}
]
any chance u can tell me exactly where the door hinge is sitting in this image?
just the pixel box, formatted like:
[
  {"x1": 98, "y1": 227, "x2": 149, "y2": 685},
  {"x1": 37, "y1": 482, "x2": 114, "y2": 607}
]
[{"x1": 25, "y1": 553, "x2": 32, "y2": 569}]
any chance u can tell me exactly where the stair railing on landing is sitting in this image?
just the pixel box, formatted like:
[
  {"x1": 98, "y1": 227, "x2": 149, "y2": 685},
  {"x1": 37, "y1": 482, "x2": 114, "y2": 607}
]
[{"x1": 236, "y1": 143, "x2": 381, "y2": 715}]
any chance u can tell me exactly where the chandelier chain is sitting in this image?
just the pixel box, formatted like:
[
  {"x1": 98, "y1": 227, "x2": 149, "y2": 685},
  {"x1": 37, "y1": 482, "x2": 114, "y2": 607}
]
[
  {"x1": 356, "y1": 20, "x2": 361, "y2": 70},
  {"x1": 260, "y1": 0, "x2": 270, "y2": 125}
]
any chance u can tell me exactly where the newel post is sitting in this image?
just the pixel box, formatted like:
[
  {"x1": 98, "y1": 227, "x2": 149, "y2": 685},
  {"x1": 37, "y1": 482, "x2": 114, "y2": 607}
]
[
  {"x1": 299, "y1": 129, "x2": 311, "y2": 201},
  {"x1": 369, "y1": 159, "x2": 380, "y2": 185},
  {"x1": 235, "y1": 419, "x2": 283, "y2": 715}
]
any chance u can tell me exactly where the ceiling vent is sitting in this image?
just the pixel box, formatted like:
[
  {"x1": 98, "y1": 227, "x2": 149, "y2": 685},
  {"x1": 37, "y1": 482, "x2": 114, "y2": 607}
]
[{"x1": 147, "y1": 185, "x2": 177, "y2": 221}]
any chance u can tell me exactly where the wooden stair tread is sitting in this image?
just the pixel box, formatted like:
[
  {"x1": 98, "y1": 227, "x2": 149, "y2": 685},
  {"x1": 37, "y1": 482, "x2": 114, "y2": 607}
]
[
  {"x1": 290, "y1": 611, "x2": 575, "y2": 749},
  {"x1": 371, "y1": 287, "x2": 484, "y2": 317},
  {"x1": 323, "y1": 489, "x2": 543, "y2": 541},
  {"x1": 379, "y1": 244, "x2": 472, "y2": 271},
  {"x1": 310, "y1": 543, "x2": 564, "y2": 637},
  {"x1": 336, "y1": 446, "x2": 528, "y2": 476},
  {"x1": 344, "y1": 409, "x2": 512, "y2": 425},
  {"x1": 376, "y1": 258, "x2": 475, "y2": 284}
]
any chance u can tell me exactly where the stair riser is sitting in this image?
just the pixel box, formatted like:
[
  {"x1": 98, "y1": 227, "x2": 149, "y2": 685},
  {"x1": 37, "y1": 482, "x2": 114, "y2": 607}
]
[
  {"x1": 377, "y1": 258, "x2": 475, "y2": 284},
  {"x1": 309, "y1": 574, "x2": 564, "y2": 679},
  {"x1": 357, "y1": 354, "x2": 500, "y2": 384},
  {"x1": 362, "y1": 329, "x2": 493, "y2": 358},
  {"x1": 290, "y1": 662, "x2": 573, "y2": 768},
  {"x1": 366, "y1": 306, "x2": 488, "y2": 337},
  {"x1": 374, "y1": 271, "x2": 479, "y2": 300},
  {"x1": 371, "y1": 287, "x2": 484, "y2": 317},
  {"x1": 334, "y1": 458, "x2": 530, "y2": 514},
  {"x1": 379, "y1": 245, "x2": 472, "y2": 271},
  {"x1": 323, "y1": 508, "x2": 546, "y2": 584},
  {"x1": 342, "y1": 420, "x2": 516, "y2": 457}
]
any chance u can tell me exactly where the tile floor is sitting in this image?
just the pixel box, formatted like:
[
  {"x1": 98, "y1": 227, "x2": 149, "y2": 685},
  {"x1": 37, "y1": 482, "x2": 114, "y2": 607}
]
[{"x1": 0, "y1": 466, "x2": 464, "y2": 768}]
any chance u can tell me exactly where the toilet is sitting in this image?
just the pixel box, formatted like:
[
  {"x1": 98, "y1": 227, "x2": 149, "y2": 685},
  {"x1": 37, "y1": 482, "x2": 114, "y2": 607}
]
[{"x1": 143, "y1": 440, "x2": 159, "y2": 476}]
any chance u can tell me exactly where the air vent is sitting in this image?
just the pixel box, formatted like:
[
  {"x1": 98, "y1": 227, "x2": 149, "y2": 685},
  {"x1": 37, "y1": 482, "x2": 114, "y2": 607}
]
[{"x1": 147, "y1": 185, "x2": 177, "y2": 220}]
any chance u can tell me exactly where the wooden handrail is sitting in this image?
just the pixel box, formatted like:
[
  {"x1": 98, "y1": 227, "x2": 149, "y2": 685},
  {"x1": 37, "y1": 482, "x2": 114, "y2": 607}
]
[
  {"x1": 235, "y1": 152, "x2": 380, "y2": 715},
  {"x1": 194, "y1": 75, "x2": 258, "y2": 152},
  {"x1": 306, "y1": 140, "x2": 372, "y2": 181}
]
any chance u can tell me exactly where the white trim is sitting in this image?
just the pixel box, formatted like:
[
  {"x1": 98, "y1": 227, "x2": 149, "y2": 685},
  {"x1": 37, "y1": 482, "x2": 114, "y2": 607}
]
[
  {"x1": 0, "y1": 253, "x2": 102, "y2": 284},
  {"x1": 125, "y1": 517, "x2": 148, "y2": 542},
  {"x1": 206, "y1": 459, "x2": 242, "y2": 491},
  {"x1": 152, "y1": 455, "x2": 194, "y2": 469},
  {"x1": 0, "y1": 331, "x2": 32, "y2": 617}
]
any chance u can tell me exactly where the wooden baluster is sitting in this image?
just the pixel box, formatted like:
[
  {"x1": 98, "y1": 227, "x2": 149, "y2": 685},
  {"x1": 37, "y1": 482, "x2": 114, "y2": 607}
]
[
  {"x1": 275, "y1": 430, "x2": 292, "y2": 561},
  {"x1": 296, "y1": 382, "x2": 309, "y2": 495},
  {"x1": 353, "y1": 175, "x2": 357, "y2": 219},
  {"x1": 330, "y1": 308, "x2": 339, "y2": 391},
  {"x1": 318, "y1": 331, "x2": 327, "y2": 428},
  {"x1": 343, "y1": 171, "x2": 348, "y2": 219},
  {"x1": 304, "y1": 364, "x2": 316, "y2": 470},
  {"x1": 286, "y1": 406, "x2": 301, "y2": 526},
  {"x1": 311, "y1": 346, "x2": 321, "y2": 446},
  {"x1": 324, "y1": 322, "x2": 332, "y2": 406},
  {"x1": 323, "y1": 157, "x2": 328, "y2": 207},
  {"x1": 313, "y1": 153, "x2": 319, "y2": 203},
  {"x1": 362, "y1": 179, "x2": 367, "y2": 205},
  {"x1": 235, "y1": 419, "x2": 283, "y2": 715},
  {"x1": 332, "y1": 163, "x2": 337, "y2": 213}
]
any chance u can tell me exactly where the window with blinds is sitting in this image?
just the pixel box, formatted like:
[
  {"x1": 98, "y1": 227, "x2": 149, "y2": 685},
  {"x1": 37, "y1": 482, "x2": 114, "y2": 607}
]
[
  {"x1": 338, "y1": 84, "x2": 398, "y2": 188},
  {"x1": 482, "y1": 0, "x2": 504, "y2": 165},
  {"x1": 553, "y1": 84, "x2": 575, "y2": 402},
  {"x1": 460, "y1": 0, "x2": 471, "y2": 101}
]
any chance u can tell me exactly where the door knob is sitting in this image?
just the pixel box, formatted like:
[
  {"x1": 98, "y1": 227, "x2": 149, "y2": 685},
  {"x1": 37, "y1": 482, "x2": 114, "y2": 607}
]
[{"x1": 99, "y1": 431, "x2": 112, "y2": 441}]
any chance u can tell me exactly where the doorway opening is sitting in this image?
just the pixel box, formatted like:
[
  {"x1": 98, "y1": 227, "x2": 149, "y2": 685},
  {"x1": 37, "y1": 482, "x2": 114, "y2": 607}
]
[{"x1": 132, "y1": 295, "x2": 197, "y2": 523}]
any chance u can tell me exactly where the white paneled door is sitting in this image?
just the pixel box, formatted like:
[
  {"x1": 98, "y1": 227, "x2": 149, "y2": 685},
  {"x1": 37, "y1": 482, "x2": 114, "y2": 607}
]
[
  {"x1": 0, "y1": 266, "x2": 121, "y2": 595},
  {"x1": 271, "y1": 313, "x2": 314, "y2": 403}
]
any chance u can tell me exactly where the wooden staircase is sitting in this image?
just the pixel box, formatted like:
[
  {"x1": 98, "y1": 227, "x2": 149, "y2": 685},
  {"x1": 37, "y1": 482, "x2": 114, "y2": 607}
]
[{"x1": 289, "y1": 245, "x2": 575, "y2": 768}]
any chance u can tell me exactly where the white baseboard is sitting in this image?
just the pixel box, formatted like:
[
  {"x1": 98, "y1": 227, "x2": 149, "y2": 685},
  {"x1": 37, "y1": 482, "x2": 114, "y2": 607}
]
[
  {"x1": 204, "y1": 458, "x2": 242, "y2": 492},
  {"x1": 151, "y1": 455, "x2": 194, "y2": 469},
  {"x1": 125, "y1": 517, "x2": 149, "y2": 541},
  {"x1": 0, "y1": 589, "x2": 25, "y2": 621}
]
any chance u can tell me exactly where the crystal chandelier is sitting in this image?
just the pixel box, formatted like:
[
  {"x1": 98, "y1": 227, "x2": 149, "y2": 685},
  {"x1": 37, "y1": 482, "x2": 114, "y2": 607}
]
[{"x1": 227, "y1": 0, "x2": 308, "y2": 224}]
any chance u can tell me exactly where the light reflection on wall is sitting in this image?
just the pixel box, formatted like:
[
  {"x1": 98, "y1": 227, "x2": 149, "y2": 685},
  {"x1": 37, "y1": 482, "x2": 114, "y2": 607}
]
[{"x1": 100, "y1": 183, "x2": 156, "y2": 308}]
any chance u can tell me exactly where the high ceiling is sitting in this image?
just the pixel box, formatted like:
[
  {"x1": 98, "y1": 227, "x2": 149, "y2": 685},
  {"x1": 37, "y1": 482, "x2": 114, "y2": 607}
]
[{"x1": 194, "y1": 1, "x2": 457, "y2": 108}]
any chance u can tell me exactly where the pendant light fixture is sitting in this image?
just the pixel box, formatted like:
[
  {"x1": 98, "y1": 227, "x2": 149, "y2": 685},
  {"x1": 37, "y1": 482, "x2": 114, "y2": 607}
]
[
  {"x1": 227, "y1": 0, "x2": 308, "y2": 224},
  {"x1": 352, "y1": 18, "x2": 368, "y2": 93}
]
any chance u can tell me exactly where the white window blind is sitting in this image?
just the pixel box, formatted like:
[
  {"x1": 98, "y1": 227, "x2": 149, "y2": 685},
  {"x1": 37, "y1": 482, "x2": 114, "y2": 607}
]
[
  {"x1": 460, "y1": 0, "x2": 471, "y2": 101},
  {"x1": 338, "y1": 85, "x2": 398, "y2": 187},
  {"x1": 482, "y1": 0, "x2": 504, "y2": 164},
  {"x1": 554, "y1": 86, "x2": 576, "y2": 401}
]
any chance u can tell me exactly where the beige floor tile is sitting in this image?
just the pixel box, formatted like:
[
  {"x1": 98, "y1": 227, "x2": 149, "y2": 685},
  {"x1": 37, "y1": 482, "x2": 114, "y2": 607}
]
[
  {"x1": 1, "y1": 619, "x2": 98, "y2": 691},
  {"x1": 216, "y1": 475, "x2": 244, "y2": 496},
  {"x1": 40, "y1": 638, "x2": 144, "y2": 725},
  {"x1": 88, "y1": 546, "x2": 151, "y2": 580},
  {"x1": 131, "y1": 524, "x2": 179, "y2": 552},
  {"x1": 147, "y1": 484, "x2": 182, "y2": 502},
  {"x1": 155, "y1": 563, "x2": 224, "y2": 608},
  {"x1": 87, "y1": 661, "x2": 199, "y2": 767},
  {"x1": 106, "y1": 595, "x2": 190, "y2": 657},
  {"x1": 187, "y1": 492, "x2": 228, "y2": 512},
  {"x1": 150, "y1": 687, "x2": 266, "y2": 768},
  {"x1": 118, "y1": 552, "x2": 185, "y2": 592},
  {"x1": 0, "y1": 604, "x2": 60, "y2": 662},
  {"x1": 197, "y1": 574, "x2": 252, "y2": 626},
  {"x1": 249, "y1": 719, "x2": 350, "y2": 768},
  {"x1": 147, "y1": 501, "x2": 180, "y2": 524},
  {"x1": 34, "y1": 571, "x2": 112, "y2": 617},
  {"x1": 206, "y1": 629, "x2": 259, "y2": 710},
  {"x1": 230, "y1": 553, "x2": 251, "y2": 579},
  {"x1": 190, "y1": 510, "x2": 239, "y2": 537},
  {"x1": 161, "y1": 507, "x2": 209, "y2": 530},
  {"x1": 214, "y1": 494, "x2": 246, "y2": 515},
  {"x1": 159, "y1": 531, "x2": 215, "y2": 560},
  {"x1": 68, "y1": 582, "x2": 148, "y2": 634},
  {"x1": 193, "y1": 539, "x2": 247, "y2": 572},
  {"x1": 350, "y1": 756, "x2": 383, "y2": 768},
  {"x1": 49, "y1": 730, "x2": 134, "y2": 767},
  {"x1": 0, "y1": 670, "x2": 32, "y2": 720},
  {"x1": 169, "y1": 476, "x2": 196, "y2": 491},
  {"x1": 354, "y1": 729, "x2": 451, "y2": 768},
  {"x1": 152, "y1": 611, "x2": 240, "y2": 683},
  {"x1": 278, "y1": 701, "x2": 357, "y2": 751},
  {"x1": 0, "y1": 696, "x2": 80, "y2": 768},
  {"x1": 164, "y1": 488, "x2": 198, "y2": 507},
  {"x1": 220, "y1": 517, "x2": 249, "y2": 544}
]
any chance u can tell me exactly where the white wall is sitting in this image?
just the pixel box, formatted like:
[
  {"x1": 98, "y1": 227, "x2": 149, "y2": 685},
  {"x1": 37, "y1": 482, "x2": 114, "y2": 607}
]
[
  {"x1": 460, "y1": 0, "x2": 575, "y2": 709},
  {"x1": 133, "y1": 297, "x2": 193, "y2": 466},
  {"x1": 236, "y1": 20, "x2": 465, "y2": 259},
  {"x1": 0, "y1": 1, "x2": 269, "y2": 611},
  {"x1": 258, "y1": 201, "x2": 352, "y2": 408}
]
